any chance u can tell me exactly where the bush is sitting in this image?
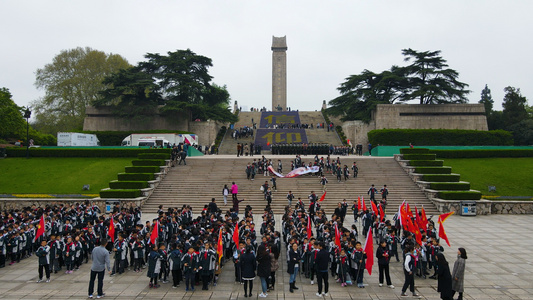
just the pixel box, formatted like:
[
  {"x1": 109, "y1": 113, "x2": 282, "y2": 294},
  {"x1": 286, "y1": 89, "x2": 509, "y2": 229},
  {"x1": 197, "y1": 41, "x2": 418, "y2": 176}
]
[
  {"x1": 213, "y1": 126, "x2": 227, "y2": 153},
  {"x1": 430, "y1": 182, "x2": 471, "y2": 191},
  {"x1": 117, "y1": 173, "x2": 154, "y2": 181},
  {"x1": 408, "y1": 160, "x2": 444, "y2": 166},
  {"x1": 138, "y1": 153, "x2": 170, "y2": 160},
  {"x1": 438, "y1": 191, "x2": 482, "y2": 200},
  {"x1": 422, "y1": 174, "x2": 460, "y2": 182},
  {"x1": 132, "y1": 159, "x2": 165, "y2": 166},
  {"x1": 402, "y1": 154, "x2": 437, "y2": 161},
  {"x1": 124, "y1": 166, "x2": 160, "y2": 173},
  {"x1": 430, "y1": 149, "x2": 533, "y2": 158},
  {"x1": 400, "y1": 148, "x2": 429, "y2": 154},
  {"x1": 100, "y1": 189, "x2": 142, "y2": 198},
  {"x1": 5, "y1": 148, "x2": 171, "y2": 157},
  {"x1": 83, "y1": 130, "x2": 193, "y2": 146},
  {"x1": 368, "y1": 129, "x2": 513, "y2": 146},
  {"x1": 414, "y1": 167, "x2": 452, "y2": 174},
  {"x1": 109, "y1": 181, "x2": 149, "y2": 189}
]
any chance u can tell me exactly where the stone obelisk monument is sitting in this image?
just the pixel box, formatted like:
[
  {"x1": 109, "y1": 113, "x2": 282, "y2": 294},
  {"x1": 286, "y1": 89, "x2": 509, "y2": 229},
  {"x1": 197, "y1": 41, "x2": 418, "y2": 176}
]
[{"x1": 272, "y1": 36, "x2": 287, "y2": 111}]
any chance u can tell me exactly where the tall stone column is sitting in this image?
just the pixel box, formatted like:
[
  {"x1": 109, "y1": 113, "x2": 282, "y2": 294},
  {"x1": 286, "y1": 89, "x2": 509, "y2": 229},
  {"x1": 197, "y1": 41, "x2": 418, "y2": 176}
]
[{"x1": 272, "y1": 36, "x2": 287, "y2": 111}]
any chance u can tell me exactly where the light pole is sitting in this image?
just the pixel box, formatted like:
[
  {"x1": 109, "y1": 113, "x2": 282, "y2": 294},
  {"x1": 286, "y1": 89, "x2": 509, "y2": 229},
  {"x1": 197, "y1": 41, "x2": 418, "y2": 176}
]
[{"x1": 24, "y1": 108, "x2": 31, "y2": 159}]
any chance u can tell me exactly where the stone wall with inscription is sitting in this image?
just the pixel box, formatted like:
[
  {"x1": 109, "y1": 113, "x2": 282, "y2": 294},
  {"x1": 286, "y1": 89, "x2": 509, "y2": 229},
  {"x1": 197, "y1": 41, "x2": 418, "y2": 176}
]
[{"x1": 254, "y1": 129, "x2": 308, "y2": 148}]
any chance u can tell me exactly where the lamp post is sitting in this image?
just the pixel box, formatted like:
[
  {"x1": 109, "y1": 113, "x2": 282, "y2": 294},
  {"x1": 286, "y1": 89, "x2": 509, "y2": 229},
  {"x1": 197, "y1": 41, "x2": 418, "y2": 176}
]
[{"x1": 24, "y1": 108, "x2": 31, "y2": 159}]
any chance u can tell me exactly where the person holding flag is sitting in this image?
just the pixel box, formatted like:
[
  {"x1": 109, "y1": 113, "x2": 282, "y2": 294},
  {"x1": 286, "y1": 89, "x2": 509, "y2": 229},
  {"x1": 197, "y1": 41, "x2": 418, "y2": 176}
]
[
  {"x1": 352, "y1": 241, "x2": 367, "y2": 288},
  {"x1": 401, "y1": 244, "x2": 421, "y2": 298}
]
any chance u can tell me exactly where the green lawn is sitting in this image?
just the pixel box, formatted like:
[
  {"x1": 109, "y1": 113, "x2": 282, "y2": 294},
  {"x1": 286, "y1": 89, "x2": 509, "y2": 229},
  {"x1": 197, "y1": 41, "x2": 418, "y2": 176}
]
[
  {"x1": 0, "y1": 157, "x2": 133, "y2": 194},
  {"x1": 442, "y1": 158, "x2": 533, "y2": 196}
]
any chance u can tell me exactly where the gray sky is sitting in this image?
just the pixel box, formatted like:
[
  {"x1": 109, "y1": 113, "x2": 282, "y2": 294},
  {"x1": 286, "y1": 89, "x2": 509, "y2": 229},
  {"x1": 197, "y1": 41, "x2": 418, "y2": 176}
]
[{"x1": 1, "y1": 0, "x2": 531, "y2": 114}]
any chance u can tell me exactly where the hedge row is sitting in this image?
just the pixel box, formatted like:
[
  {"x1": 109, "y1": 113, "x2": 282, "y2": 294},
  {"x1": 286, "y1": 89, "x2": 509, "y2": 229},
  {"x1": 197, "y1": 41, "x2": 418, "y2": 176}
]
[
  {"x1": 422, "y1": 174, "x2": 460, "y2": 182},
  {"x1": 400, "y1": 148, "x2": 430, "y2": 154},
  {"x1": 125, "y1": 166, "x2": 160, "y2": 173},
  {"x1": 83, "y1": 130, "x2": 192, "y2": 146},
  {"x1": 368, "y1": 129, "x2": 513, "y2": 146},
  {"x1": 132, "y1": 159, "x2": 166, "y2": 166},
  {"x1": 430, "y1": 182, "x2": 471, "y2": 191},
  {"x1": 408, "y1": 160, "x2": 444, "y2": 167},
  {"x1": 100, "y1": 189, "x2": 142, "y2": 198},
  {"x1": 117, "y1": 173, "x2": 154, "y2": 181},
  {"x1": 138, "y1": 153, "x2": 170, "y2": 160},
  {"x1": 109, "y1": 181, "x2": 149, "y2": 189},
  {"x1": 414, "y1": 167, "x2": 452, "y2": 174},
  {"x1": 430, "y1": 149, "x2": 533, "y2": 159},
  {"x1": 438, "y1": 191, "x2": 482, "y2": 200},
  {"x1": 402, "y1": 154, "x2": 437, "y2": 161},
  {"x1": 5, "y1": 148, "x2": 171, "y2": 158}
]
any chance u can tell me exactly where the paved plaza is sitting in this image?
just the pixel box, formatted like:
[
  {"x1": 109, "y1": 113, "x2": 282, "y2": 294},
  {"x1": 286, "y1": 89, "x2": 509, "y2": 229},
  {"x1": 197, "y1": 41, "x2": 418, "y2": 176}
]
[{"x1": 1, "y1": 214, "x2": 532, "y2": 300}]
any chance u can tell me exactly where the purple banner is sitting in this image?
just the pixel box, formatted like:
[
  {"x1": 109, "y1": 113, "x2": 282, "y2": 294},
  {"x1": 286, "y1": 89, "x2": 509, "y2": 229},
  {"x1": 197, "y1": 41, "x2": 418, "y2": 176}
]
[
  {"x1": 259, "y1": 111, "x2": 301, "y2": 128},
  {"x1": 254, "y1": 129, "x2": 308, "y2": 148}
]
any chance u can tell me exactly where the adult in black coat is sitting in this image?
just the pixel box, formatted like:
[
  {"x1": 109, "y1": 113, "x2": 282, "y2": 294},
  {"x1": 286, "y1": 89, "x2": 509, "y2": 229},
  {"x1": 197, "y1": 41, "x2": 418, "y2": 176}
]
[
  {"x1": 240, "y1": 246, "x2": 256, "y2": 297},
  {"x1": 314, "y1": 242, "x2": 330, "y2": 296},
  {"x1": 208, "y1": 198, "x2": 219, "y2": 214},
  {"x1": 256, "y1": 245, "x2": 271, "y2": 297},
  {"x1": 436, "y1": 252, "x2": 453, "y2": 300}
]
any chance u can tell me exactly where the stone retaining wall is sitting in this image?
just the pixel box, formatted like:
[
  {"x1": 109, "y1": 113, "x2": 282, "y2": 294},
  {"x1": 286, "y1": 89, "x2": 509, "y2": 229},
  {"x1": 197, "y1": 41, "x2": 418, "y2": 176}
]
[
  {"x1": 429, "y1": 198, "x2": 533, "y2": 215},
  {"x1": 0, "y1": 197, "x2": 146, "y2": 212}
]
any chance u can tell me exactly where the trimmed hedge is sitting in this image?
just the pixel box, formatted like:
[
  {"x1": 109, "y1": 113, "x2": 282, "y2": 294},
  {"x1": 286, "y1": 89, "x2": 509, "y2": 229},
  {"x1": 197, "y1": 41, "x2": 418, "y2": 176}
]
[
  {"x1": 430, "y1": 182, "x2": 471, "y2": 191},
  {"x1": 5, "y1": 148, "x2": 171, "y2": 158},
  {"x1": 138, "y1": 153, "x2": 170, "y2": 160},
  {"x1": 100, "y1": 189, "x2": 141, "y2": 198},
  {"x1": 132, "y1": 159, "x2": 165, "y2": 166},
  {"x1": 124, "y1": 166, "x2": 160, "y2": 173},
  {"x1": 414, "y1": 167, "x2": 452, "y2": 174},
  {"x1": 422, "y1": 174, "x2": 460, "y2": 182},
  {"x1": 409, "y1": 160, "x2": 444, "y2": 167},
  {"x1": 400, "y1": 148, "x2": 430, "y2": 154},
  {"x1": 109, "y1": 181, "x2": 149, "y2": 189},
  {"x1": 117, "y1": 173, "x2": 154, "y2": 181},
  {"x1": 83, "y1": 130, "x2": 192, "y2": 146},
  {"x1": 430, "y1": 149, "x2": 533, "y2": 158},
  {"x1": 402, "y1": 154, "x2": 437, "y2": 161},
  {"x1": 438, "y1": 191, "x2": 482, "y2": 200},
  {"x1": 368, "y1": 129, "x2": 513, "y2": 146}
]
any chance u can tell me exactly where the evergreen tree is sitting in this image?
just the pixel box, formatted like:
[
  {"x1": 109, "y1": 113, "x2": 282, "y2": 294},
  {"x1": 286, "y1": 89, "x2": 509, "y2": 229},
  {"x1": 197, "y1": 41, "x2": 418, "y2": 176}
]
[
  {"x1": 479, "y1": 84, "x2": 494, "y2": 114},
  {"x1": 502, "y1": 86, "x2": 528, "y2": 128}
]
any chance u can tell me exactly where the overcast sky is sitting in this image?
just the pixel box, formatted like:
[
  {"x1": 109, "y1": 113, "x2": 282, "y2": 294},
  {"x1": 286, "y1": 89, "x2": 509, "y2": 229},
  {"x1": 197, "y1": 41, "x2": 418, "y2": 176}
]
[{"x1": 1, "y1": 0, "x2": 531, "y2": 114}]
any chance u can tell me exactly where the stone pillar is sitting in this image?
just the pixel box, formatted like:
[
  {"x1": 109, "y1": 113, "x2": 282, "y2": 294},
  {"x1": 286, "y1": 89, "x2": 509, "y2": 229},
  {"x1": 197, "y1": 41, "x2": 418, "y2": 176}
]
[
  {"x1": 272, "y1": 36, "x2": 287, "y2": 111},
  {"x1": 322, "y1": 100, "x2": 327, "y2": 110}
]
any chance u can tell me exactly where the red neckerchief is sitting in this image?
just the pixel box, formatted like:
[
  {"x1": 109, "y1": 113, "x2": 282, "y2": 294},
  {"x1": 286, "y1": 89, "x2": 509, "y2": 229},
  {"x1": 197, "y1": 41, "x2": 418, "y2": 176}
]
[{"x1": 341, "y1": 256, "x2": 346, "y2": 264}]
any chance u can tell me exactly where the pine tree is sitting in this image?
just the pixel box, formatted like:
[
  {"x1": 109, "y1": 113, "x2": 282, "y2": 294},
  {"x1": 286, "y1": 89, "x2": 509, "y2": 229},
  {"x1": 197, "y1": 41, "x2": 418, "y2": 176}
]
[{"x1": 479, "y1": 84, "x2": 494, "y2": 114}]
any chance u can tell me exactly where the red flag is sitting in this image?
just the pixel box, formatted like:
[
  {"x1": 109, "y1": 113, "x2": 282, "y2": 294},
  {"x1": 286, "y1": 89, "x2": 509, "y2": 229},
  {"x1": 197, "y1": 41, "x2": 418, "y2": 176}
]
[
  {"x1": 438, "y1": 212, "x2": 454, "y2": 223},
  {"x1": 150, "y1": 221, "x2": 159, "y2": 245},
  {"x1": 420, "y1": 206, "x2": 429, "y2": 230},
  {"x1": 232, "y1": 222, "x2": 239, "y2": 246},
  {"x1": 307, "y1": 216, "x2": 312, "y2": 240},
  {"x1": 217, "y1": 228, "x2": 224, "y2": 263},
  {"x1": 108, "y1": 219, "x2": 115, "y2": 243},
  {"x1": 363, "y1": 228, "x2": 374, "y2": 275},
  {"x1": 357, "y1": 196, "x2": 362, "y2": 211},
  {"x1": 370, "y1": 200, "x2": 378, "y2": 217},
  {"x1": 362, "y1": 196, "x2": 367, "y2": 212},
  {"x1": 406, "y1": 203, "x2": 413, "y2": 217},
  {"x1": 319, "y1": 191, "x2": 326, "y2": 202},
  {"x1": 34, "y1": 215, "x2": 45, "y2": 242},
  {"x1": 414, "y1": 206, "x2": 422, "y2": 229},
  {"x1": 438, "y1": 212, "x2": 454, "y2": 247},
  {"x1": 379, "y1": 205, "x2": 385, "y2": 222},
  {"x1": 334, "y1": 224, "x2": 341, "y2": 249}
]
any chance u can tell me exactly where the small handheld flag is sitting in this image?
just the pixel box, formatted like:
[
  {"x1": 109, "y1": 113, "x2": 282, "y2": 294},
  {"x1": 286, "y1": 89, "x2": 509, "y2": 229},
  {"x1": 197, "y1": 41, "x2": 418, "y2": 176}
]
[
  {"x1": 150, "y1": 221, "x2": 159, "y2": 245},
  {"x1": 34, "y1": 215, "x2": 45, "y2": 242}
]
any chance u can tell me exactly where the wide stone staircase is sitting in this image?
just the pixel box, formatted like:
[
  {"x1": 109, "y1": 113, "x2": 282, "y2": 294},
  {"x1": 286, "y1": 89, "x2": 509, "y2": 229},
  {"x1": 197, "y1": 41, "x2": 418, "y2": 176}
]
[
  {"x1": 299, "y1": 111, "x2": 342, "y2": 145},
  {"x1": 143, "y1": 156, "x2": 439, "y2": 216},
  {"x1": 217, "y1": 111, "x2": 261, "y2": 155}
]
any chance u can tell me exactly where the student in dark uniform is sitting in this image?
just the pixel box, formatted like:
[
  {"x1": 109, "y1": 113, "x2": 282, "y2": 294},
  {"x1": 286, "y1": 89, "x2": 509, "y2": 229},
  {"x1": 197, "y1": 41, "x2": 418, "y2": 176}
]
[
  {"x1": 147, "y1": 244, "x2": 162, "y2": 288},
  {"x1": 240, "y1": 245, "x2": 256, "y2": 297},
  {"x1": 36, "y1": 240, "x2": 51, "y2": 283},
  {"x1": 182, "y1": 247, "x2": 197, "y2": 291}
]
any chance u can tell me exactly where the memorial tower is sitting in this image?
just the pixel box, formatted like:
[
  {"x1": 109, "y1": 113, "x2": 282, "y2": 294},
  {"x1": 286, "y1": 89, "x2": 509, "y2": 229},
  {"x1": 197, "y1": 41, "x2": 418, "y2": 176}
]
[{"x1": 272, "y1": 36, "x2": 287, "y2": 111}]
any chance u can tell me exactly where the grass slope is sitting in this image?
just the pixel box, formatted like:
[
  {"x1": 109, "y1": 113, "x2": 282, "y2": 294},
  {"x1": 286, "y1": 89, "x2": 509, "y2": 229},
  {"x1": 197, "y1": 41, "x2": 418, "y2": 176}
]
[
  {"x1": 442, "y1": 158, "x2": 533, "y2": 196},
  {"x1": 0, "y1": 157, "x2": 132, "y2": 194}
]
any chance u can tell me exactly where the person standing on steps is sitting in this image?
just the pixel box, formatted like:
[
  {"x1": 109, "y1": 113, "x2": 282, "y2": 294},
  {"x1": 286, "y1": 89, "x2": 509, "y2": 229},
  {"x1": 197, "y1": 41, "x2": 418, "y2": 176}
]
[
  {"x1": 368, "y1": 184, "x2": 378, "y2": 205},
  {"x1": 237, "y1": 143, "x2": 241, "y2": 157},
  {"x1": 222, "y1": 185, "x2": 230, "y2": 206},
  {"x1": 352, "y1": 162, "x2": 358, "y2": 178},
  {"x1": 231, "y1": 182, "x2": 239, "y2": 203},
  {"x1": 88, "y1": 239, "x2": 111, "y2": 299}
]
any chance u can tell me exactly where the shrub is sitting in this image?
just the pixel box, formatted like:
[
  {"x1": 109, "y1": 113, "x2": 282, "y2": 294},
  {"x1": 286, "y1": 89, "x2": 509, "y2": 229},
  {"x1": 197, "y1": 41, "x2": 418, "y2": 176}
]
[
  {"x1": 138, "y1": 153, "x2": 170, "y2": 160},
  {"x1": 100, "y1": 189, "x2": 141, "y2": 198},
  {"x1": 430, "y1": 149, "x2": 533, "y2": 158},
  {"x1": 408, "y1": 160, "x2": 444, "y2": 166},
  {"x1": 430, "y1": 182, "x2": 471, "y2": 191},
  {"x1": 117, "y1": 173, "x2": 154, "y2": 181},
  {"x1": 368, "y1": 129, "x2": 513, "y2": 146},
  {"x1": 109, "y1": 181, "x2": 149, "y2": 189},
  {"x1": 438, "y1": 191, "x2": 482, "y2": 200},
  {"x1": 402, "y1": 154, "x2": 437, "y2": 161},
  {"x1": 414, "y1": 167, "x2": 452, "y2": 174},
  {"x1": 422, "y1": 174, "x2": 460, "y2": 182},
  {"x1": 124, "y1": 166, "x2": 160, "y2": 173},
  {"x1": 5, "y1": 148, "x2": 171, "y2": 158},
  {"x1": 132, "y1": 159, "x2": 165, "y2": 166},
  {"x1": 400, "y1": 148, "x2": 429, "y2": 154}
]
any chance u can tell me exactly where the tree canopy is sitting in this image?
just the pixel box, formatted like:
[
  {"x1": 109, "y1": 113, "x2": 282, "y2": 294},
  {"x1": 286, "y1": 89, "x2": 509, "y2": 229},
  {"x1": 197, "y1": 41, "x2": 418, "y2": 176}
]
[
  {"x1": 97, "y1": 49, "x2": 237, "y2": 123},
  {"x1": 327, "y1": 49, "x2": 470, "y2": 122},
  {"x1": 0, "y1": 88, "x2": 25, "y2": 140},
  {"x1": 32, "y1": 47, "x2": 131, "y2": 134},
  {"x1": 479, "y1": 84, "x2": 494, "y2": 114}
]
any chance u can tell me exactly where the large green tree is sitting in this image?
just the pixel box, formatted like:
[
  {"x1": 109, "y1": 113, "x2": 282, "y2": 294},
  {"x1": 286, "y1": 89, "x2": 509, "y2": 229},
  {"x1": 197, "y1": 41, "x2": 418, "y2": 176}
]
[
  {"x1": 32, "y1": 47, "x2": 131, "y2": 134},
  {"x1": 400, "y1": 48, "x2": 470, "y2": 104},
  {"x1": 502, "y1": 86, "x2": 528, "y2": 128},
  {"x1": 479, "y1": 84, "x2": 494, "y2": 114},
  {"x1": 98, "y1": 49, "x2": 237, "y2": 123},
  {"x1": 0, "y1": 88, "x2": 25, "y2": 140}
]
